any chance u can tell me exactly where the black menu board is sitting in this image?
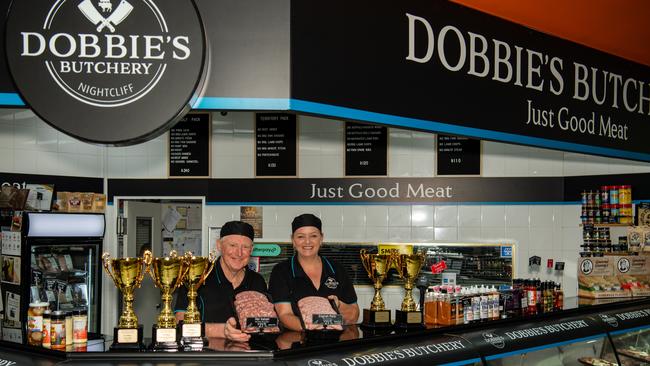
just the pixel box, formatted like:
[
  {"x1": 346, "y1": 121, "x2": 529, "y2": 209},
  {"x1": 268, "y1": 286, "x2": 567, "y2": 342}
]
[
  {"x1": 436, "y1": 134, "x2": 481, "y2": 176},
  {"x1": 168, "y1": 113, "x2": 211, "y2": 178},
  {"x1": 255, "y1": 113, "x2": 297, "y2": 176},
  {"x1": 345, "y1": 122, "x2": 387, "y2": 176}
]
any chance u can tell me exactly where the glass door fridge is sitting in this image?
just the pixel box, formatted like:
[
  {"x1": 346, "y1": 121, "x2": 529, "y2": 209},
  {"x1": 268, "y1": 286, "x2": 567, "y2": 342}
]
[{"x1": 23, "y1": 212, "x2": 105, "y2": 336}]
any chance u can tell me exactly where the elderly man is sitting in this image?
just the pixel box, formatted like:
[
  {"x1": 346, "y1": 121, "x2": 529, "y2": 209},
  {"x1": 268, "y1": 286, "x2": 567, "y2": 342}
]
[{"x1": 175, "y1": 221, "x2": 266, "y2": 341}]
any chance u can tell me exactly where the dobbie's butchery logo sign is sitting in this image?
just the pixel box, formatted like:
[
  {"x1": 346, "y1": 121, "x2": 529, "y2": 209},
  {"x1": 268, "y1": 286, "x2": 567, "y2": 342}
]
[{"x1": 5, "y1": 0, "x2": 206, "y2": 145}]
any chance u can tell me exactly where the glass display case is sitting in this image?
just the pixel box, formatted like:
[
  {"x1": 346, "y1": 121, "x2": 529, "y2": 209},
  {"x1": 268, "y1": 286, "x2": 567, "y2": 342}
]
[{"x1": 611, "y1": 327, "x2": 650, "y2": 365}]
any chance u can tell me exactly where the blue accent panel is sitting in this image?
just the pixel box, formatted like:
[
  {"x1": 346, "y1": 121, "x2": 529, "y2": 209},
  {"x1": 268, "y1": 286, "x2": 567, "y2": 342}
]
[
  {"x1": 484, "y1": 334, "x2": 606, "y2": 360},
  {"x1": 192, "y1": 97, "x2": 290, "y2": 110},
  {"x1": 0, "y1": 93, "x2": 25, "y2": 106},
  {"x1": 215, "y1": 258, "x2": 222, "y2": 284},
  {"x1": 291, "y1": 255, "x2": 296, "y2": 278},
  {"x1": 199, "y1": 295, "x2": 205, "y2": 323},
  {"x1": 289, "y1": 99, "x2": 650, "y2": 162},
  {"x1": 610, "y1": 324, "x2": 650, "y2": 336},
  {"x1": 440, "y1": 359, "x2": 482, "y2": 366},
  {"x1": 206, "y1": 201, "x2": 577, "y2": 206}
]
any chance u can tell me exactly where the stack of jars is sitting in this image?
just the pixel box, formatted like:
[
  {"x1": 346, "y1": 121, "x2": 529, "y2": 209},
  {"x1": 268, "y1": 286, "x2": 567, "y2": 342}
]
[
  {"x1": 27, "y1": 302, "x2": 88, "y2": 351},
  {"x1": 581, "y1": 185, "x2": 632, "y2": 225}
]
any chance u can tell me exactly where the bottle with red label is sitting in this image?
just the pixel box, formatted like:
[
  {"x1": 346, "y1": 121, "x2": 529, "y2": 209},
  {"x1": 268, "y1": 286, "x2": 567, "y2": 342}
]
[{"x1": 526, "y1": 280, "x2": 537, "y2": 316}]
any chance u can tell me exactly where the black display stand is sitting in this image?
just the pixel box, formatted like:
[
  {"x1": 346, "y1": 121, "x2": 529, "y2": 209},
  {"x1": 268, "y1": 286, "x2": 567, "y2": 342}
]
[
  {"x1": 394, "y1": 310, "x2": 424, "y2": 329},
  {"x1": 361, "y1": 308, "x2": 392, "y2": 329},
  {"x1": 110, "y1": 325, "x2": 145, "y2": 351},
  {"x1": 149, "y1": 324, "x2": 181, "y2": 352},
  {"x1": 180, "y1": 322, "x2": 208, "y2": 351}
]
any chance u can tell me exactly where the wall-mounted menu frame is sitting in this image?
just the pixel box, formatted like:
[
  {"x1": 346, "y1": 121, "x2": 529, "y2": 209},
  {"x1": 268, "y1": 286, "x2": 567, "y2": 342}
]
[
  {"x1": 255, "y1": 113, "x2": 297, "y2": 177},
  {"x1": 436, "y1": 134, "x2": 481, "y2": 176},
  {"x1": 168, "y1": 112, "x2": 211, "y2": 178},
  {"x1": 345, "y1": 121, "x2": 388, "y2": 176}
]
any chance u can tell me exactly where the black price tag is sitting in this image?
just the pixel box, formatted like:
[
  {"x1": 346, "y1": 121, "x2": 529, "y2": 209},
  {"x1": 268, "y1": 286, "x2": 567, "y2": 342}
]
[
  {"x1": 529, "y1": 256, "x2": 541, "y2": 266},
  {"x1": 245, "y1": 317, "x2": 278, "y2": 329},
  {"x1": 312, "y1": 314, "x2": 343, "y2": 326},
  {"x1": 168, "y1": 113, "x2": 211, "y2": 177},
  {"x1": 255, "y1": 113, "x2": 297, "y2": 176},
  {"x1": 555, "y1": 262, "x2": 565, "y2": 271},
  {"x1": 345, "y1": 122, "x2": 387, "y2": 176},
  {"x1": 436, "y1": 134, "x2": 481, "y2": 176}
]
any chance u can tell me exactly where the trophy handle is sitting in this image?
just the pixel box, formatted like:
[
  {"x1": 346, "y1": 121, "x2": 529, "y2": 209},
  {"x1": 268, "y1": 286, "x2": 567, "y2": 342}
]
[
  {"x1": 359, "y1": 249, "x2": 372, "y2": 278},
  {"x1": 139, "y1": 249, "x2": 152, "y2": 287},
  {"x1": 101, "y1": 252, "x2": 117, "y2": 284},
  {"x1": 201, "y1": 254, "x2": 217, "y2": 285}
]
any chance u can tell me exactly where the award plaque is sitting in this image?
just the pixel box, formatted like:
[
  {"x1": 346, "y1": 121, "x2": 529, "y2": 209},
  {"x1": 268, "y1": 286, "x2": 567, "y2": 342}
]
[
  {"x1": 102, "y1": 251, "x2": 152, "y2": 351},
  {"x1": 359, "y1": 249, "x2": 393, "y2": 328},
  {"x1": 148, "y1": 251, "x2": 190, "y2": 352},
  {"x1": 394, "y1": 251, "x2": 426, "y2": 329},
  {"x1": 180, "y1": 251, "x2": 216, "y2": 351}
]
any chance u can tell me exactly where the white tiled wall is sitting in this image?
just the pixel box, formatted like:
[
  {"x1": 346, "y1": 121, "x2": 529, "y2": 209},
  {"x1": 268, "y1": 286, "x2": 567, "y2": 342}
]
[{"x1": 2, "y1": 108, "x2": 650, "y2": 329}]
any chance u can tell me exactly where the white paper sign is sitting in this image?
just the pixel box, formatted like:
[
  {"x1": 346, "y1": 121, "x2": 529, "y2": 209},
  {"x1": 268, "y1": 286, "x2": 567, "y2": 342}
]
[{"x1": 1, "y1": 231, "x2": 21, "y2": 256}]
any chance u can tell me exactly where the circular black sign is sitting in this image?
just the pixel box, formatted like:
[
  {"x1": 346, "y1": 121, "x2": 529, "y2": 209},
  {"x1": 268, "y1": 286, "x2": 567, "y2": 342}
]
[{"x1": 5, "y1": 0, "x2": 206, "y2": 145}]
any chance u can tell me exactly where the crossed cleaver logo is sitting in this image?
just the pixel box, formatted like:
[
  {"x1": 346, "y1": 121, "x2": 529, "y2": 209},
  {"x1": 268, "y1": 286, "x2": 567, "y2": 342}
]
[{"x1": 78, "y1": 0, "x2": 134, "y2": 33}]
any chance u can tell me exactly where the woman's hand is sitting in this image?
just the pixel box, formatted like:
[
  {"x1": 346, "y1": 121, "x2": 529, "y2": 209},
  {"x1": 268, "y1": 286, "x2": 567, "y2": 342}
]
[
  {"x1": 327, "y1": 295, "x2": 341, "y2": 310},
  {"x1": 223, "y1": 317, "x2": 251, "y2": 342}
]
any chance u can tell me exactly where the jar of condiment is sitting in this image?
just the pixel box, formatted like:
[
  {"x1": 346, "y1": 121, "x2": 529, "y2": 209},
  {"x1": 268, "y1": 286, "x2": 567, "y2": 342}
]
[
  {"x1": 27, "y1": 302, "x2": 49, "y2": 346},
  {"x1": 42, "y1": 309, "x2": 51, "y2": 349},
  {"x1": 610, "y1": 204, "x2": 619, "y2": 222},
  {"x1": 602, "y1": 204, "x2": 610, "y2": 221},
  {"x1": 620, "y1": 204, "x2": 633, "y2": 224},
  {"x1": 600, "y1": 186, "x2": 610, "y2": 205},
  {"x1": 50, "y1": 311, "x2": 66, "y2": 351},
  {"x1": 72, "y1": 309, "x2": 88, "y2": 344},
  {"x1": 609, "y1": 186, "x2": 619, "y2": 204},
  {"x1": 619, "y1": 185, "x2": 632, "y2": 204},
  {"x1": 65, "y1": 311, "x2": 73, "y2": 347}
]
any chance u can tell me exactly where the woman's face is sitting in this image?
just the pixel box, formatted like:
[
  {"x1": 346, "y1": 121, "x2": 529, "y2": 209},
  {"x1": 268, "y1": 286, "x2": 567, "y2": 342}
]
[
  {"x1": 292, "y1": 226, "x2": 323, "y2": 259},
  {"x1": 218, "y1": 234, "x2": 253, "y2": 273}
]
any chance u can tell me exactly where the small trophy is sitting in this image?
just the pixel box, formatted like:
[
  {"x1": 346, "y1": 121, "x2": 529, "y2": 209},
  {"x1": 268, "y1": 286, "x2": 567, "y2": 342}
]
[
  {"x1": 180, "y1": 251, "x2": 216, "y2": 351},
  {"x1": 394, "y1": 251, "x2": 426, "y2": 329},
  {"x1": 148, "y1": 250, "x2": 190, "y2": 352},
  {"x1": 359, "y1": 249, "x2": 393, "y2": 328},
  {"x1": 102, "y1": 250, "x2": 152, "y2": 351}
]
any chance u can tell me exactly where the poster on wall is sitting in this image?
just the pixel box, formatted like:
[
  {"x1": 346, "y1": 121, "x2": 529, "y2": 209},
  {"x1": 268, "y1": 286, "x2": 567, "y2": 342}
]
[
  {"x1": 345, "y1": 122, "x2": 387, "y2": 176},
  {"x1": 240, "y1": 206, "x2": 263, "y2": 238},
  {"x1": 255, "y1": 113, "x2": 297, "y2": 176},
  {"x1": 436, "y1": 134, "x2": 481, "y2": 176},
  {"x1": 168, "y1": 113, "x2": 211, "y2": 178}
]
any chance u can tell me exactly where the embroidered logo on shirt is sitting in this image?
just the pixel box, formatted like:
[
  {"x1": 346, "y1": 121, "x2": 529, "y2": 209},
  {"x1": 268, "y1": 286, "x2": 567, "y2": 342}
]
[{"x1": 325, "y1": 277, "x2": 339, "y2": 289}]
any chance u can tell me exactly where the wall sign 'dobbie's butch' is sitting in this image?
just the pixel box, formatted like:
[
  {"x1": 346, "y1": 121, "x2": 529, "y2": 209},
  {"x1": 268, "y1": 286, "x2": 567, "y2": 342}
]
[{"x1": 5, "y1": 0, "x2": 207, "y2": 146}]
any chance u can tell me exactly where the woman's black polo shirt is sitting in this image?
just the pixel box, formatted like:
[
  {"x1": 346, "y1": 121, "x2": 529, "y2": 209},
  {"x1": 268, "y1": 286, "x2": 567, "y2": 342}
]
[
  {"x1": 174, "y1": 257, "x2": 267, "y2": 323},
  {"x1": 268, "y1": 255, "x2": 357, "y2": 310}
]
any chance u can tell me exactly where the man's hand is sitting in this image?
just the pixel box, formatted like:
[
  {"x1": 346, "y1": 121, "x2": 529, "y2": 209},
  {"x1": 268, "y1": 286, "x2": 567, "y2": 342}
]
[{"x1": 224, "y1": 317, "x2": 251, "y2": 342}]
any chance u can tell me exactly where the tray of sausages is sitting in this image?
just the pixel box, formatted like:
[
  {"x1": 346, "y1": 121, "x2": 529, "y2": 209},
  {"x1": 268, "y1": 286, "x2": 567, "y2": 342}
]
[
  {"x1": 234, "y1": 291, "x2": 280, "y2": 334},
  {"x1": 296, "y1": 296, "x2": 343, "y2": 331}
]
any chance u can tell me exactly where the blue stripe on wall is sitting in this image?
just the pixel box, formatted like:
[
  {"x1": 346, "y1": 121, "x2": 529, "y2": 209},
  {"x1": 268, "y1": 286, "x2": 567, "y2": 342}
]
[
  {"x1": 0, "y1": 93, "x2": 24, "y2": 106},
  {"x1": 192, "y1": 97, "x2": 290, "y2": 110}
]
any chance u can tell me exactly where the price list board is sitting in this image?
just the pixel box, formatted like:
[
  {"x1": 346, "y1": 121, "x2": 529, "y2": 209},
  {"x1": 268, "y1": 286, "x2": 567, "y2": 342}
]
[
  {"x1": 345, "y1": 122, "x2": 387, "y2": 176},
  {"x1": 436, "y1": 134, "x2": 481, "y2": 176},
  {"x1": 255, "y1": 113, "x2": 297, "y2": 176},
  {"x1": 168, "y1": 113, "x2": 211, "y2": 178}
]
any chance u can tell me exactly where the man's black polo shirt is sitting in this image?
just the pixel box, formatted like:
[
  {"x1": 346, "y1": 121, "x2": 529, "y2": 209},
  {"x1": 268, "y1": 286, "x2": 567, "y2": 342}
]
[{"x1": 174, "y1": 257, "x2": 267, "y2": 323}]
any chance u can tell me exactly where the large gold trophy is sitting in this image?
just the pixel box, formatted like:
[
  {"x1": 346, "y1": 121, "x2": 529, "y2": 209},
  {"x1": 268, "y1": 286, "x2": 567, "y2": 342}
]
[
  {"x1": 394, "y1": 251, "x2": 426, "y2": 328},
  {"x1": 180, "y1": 251, "x2": 216, "y2": 351},
  {"x1": 148, "y1": 250, "x2": 190, "y2": 352},
  {"x1": 360, "y1": 249, "x2": 393, "y2": 328},
  {"x1": 102, "y1": 250, "x2": 152, "y2": 351}
]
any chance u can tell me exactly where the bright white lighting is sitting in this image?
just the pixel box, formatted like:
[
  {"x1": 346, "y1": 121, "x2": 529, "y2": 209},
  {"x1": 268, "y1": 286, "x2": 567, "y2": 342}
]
[{"x1": 27, "y1": 213, "x2": 105, "y2": 237}]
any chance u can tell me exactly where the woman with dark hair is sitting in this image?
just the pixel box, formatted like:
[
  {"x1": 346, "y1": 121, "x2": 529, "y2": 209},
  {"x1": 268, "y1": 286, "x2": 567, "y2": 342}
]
[{"x1": 269, "y1": 213, "x2": 359, "y2": 331}]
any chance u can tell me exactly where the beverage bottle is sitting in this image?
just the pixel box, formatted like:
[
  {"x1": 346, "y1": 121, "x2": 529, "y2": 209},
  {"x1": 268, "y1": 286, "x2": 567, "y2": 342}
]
[
  {"x1": 527, "y1": 280, "x2": 537, "y2": 316},
  {"x1": 555, "y1": 283, "x2": 564, "y2": 311},
  {"x1": 491, "y1": 286, "x2": 500, "y2": 320},
  {"x1": 455, "y1": 288, "x2": 464, "y2": 325},
  {"x1": 424, "y1": 287, "x2": 436, "y2": 326},
  {"x1": 439, "y1": 289, "x2": 451, "y2": 326},
  {"x1": 536, "y1": 279, "x2": 543, "y2": 314},
  {"x1": 462, "y1": 288, "x2": 473, "y2": 324},
  {"x1": 471, "y1": 287, "x2": 480, "y2": 323},
  {"x1": 519, "y1": 280, "x2": 528, "y2": 316},
  {"x1": 479, "y1": 286, "x2": 488, "y2": 322}
]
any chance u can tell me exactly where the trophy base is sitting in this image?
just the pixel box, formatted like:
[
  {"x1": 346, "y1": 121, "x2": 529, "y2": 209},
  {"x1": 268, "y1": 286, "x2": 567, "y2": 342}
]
[
  {"x1": 361, "y1": 309, "x2": 393, "y2": 329},
  {"x1": 180, "y1": 322, "x2": 207, "y2": 351},
  {"x1": 394, "y1": 310, "x2": 424, "y2": 329},
  {"x1": 149, "y1": 324, "x2": 180, "y2": 352},
  {"x1": 110, "y1": 325, "x2": 145, "y2": 351}
]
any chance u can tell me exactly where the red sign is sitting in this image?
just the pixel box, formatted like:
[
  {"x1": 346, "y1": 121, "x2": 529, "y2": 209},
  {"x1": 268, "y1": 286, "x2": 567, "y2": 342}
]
[{"x1": 431, "y1": 261, "x2": 447, "y2": 274}]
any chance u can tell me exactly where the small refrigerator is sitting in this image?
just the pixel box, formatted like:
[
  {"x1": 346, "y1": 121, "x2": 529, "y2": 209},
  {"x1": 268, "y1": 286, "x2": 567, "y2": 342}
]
[{"x1": 22, "y1": 212, "x2": 105, "y2": 336}]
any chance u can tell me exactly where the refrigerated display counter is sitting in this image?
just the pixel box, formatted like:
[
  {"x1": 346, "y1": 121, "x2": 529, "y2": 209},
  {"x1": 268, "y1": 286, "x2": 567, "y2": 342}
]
[{"x1": 1, "y1": 297, "x2": 648, "y2": 366}]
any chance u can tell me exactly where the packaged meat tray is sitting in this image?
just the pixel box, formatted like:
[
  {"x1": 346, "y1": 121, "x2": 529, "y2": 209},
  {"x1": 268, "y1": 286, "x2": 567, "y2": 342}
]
[
  {"x1": 297, "y1": 296, "x2": 343, "y2": 331},
  {"x1": 234, "y1": 291, "x2": 280, "y2": 333}
]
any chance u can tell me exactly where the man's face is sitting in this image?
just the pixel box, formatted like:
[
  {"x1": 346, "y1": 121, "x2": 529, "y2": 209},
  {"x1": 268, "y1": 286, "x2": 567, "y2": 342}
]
[{"x1": 218, "y1": 234, "x2": 253, "y2": 273}]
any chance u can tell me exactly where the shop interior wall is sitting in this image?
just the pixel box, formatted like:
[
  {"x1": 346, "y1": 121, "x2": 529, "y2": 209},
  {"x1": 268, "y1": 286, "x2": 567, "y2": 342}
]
[{"x1": 2, "y1": 108, "x2": 650, "y2": 331}]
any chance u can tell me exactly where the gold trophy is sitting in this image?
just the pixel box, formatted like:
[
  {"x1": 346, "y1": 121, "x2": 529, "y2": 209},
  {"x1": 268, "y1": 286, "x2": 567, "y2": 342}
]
[
  {"x1": 360, "y1": 249, "x2": 393, "y2": 328},
  {"x1": 180, "y1": 251, "x2": 216, "y2": 351},
  {"x1": 394, "y1": 251, "x2": 426, "y2": 328},
  {"x1": 102, "y1": 250, "x2": 152, "y2": 350},
  {"x1": 148, "y1": 250, "x2": 190, "y2": 352}
]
